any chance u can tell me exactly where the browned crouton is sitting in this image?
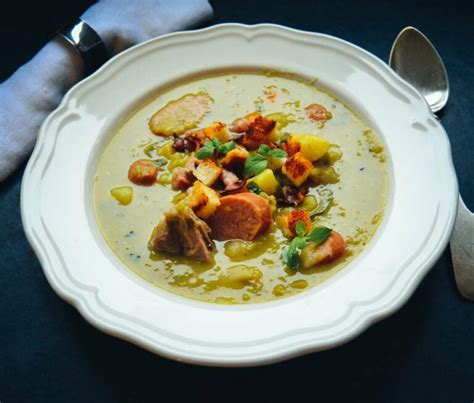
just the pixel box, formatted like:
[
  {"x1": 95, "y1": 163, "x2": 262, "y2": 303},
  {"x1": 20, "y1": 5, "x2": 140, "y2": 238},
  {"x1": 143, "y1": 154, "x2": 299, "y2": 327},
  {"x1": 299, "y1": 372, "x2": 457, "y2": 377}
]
[
  {"x1": 187, "y1": 181, "x2": 221, "y2": 219},
  {"x1": 219, "y1": 147, "x2": 249, "y2": 172},
  {"x1": 193, "y1": 160, "x2": 222, "y2": 186},
  {"x1": 242, "y1": 116, "x2": 276, "y2": 149},
  {"x1": 282, "y1": 152, "x2": 312, "y2": 186},
  {"x1": 278, "y1": 210, "x2": 311, "y2": 238}
]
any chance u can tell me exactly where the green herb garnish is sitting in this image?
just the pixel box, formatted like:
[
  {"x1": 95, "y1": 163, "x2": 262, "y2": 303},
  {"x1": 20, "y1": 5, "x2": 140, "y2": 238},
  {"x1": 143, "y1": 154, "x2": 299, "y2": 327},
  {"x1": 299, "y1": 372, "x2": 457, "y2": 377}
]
[
  {"x1": 247, "y1": 182, "x2": 262, "y2": 194},
  {"x1": 243, "y1": 144, "x2": 287, "y2": 177},
  {"x1": 243, "y1": 152, "x2": 267, "y2": 177},
  {"x1": 196, "y1": 138, "x2": 235, "y2": 160},
  {"x1": 283, "y1": 221, "x2": 332, "y2": 268},
  {"x1": 258, "y1": 144, "x2": 287, "y2": 159}
]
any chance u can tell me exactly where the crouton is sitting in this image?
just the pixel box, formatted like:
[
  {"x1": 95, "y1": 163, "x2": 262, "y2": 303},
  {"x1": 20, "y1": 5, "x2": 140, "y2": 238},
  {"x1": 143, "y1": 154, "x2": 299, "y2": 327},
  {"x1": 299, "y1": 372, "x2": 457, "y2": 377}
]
[
  {"x1": 203, "y1": 122, "x2": 231, "y2": 143},
  {"x1": 278, "y1": 210, "x2": 311, "y2": 238},
  {"x1": 193, "y1": 160, "x2": 222, "y2": 186},
  {"x1": 187, "y1": 181, "x2": 221, "y2": 219},
  {"x1": 242, "y1": 116, "x2": 276, "y2": 149},
  {"x1": 282, "y1": 152, "x2": 312, "y2": 186},
  {"x1": 219, "y1": 147, "x2": 249, "y2": 171}
]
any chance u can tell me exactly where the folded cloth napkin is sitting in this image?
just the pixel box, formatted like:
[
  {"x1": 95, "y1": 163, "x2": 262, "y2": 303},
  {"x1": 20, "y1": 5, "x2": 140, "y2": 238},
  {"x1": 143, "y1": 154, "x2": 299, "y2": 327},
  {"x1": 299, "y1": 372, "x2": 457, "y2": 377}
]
[{"x1": 0, "y1": 0, "x2": 213, "y2": 181}]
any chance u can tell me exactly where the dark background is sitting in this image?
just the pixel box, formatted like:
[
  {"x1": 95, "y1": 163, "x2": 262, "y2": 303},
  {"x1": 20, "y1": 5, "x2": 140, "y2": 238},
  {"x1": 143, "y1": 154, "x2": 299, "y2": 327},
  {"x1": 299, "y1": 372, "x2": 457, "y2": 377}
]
[{"x1": 1, "y1": 1, "x2": 473, "y2": 402}]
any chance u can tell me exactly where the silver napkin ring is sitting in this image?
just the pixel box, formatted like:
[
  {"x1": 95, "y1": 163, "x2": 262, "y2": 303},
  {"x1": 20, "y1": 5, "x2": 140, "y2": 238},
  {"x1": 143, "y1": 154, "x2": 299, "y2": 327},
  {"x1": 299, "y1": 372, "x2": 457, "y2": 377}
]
[{"x1": 59, "y1": 19, "x2": 109, "y2": 76}]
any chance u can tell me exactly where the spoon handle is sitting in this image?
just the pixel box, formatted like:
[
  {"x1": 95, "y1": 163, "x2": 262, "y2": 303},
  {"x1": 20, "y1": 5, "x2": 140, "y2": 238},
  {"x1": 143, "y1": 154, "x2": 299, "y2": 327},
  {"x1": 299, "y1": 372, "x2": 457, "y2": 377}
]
[{"x1": 450, "y1": 196, "x2": 474, "y2": 300}]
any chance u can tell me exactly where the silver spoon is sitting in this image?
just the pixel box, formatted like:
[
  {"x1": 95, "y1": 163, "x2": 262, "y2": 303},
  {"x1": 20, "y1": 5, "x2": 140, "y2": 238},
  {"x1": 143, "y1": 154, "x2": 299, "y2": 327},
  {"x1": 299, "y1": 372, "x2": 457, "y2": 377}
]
[{"x1": 389, "y1": 26, "x2": 474, "y2": 300}]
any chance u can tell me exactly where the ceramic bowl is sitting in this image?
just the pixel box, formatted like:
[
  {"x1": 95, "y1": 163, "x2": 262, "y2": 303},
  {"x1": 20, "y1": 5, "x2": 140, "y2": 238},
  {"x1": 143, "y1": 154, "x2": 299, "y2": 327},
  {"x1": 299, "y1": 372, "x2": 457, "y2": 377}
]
[{"x1": 21, "y1": 24, "x2": 458, "y2": 366}]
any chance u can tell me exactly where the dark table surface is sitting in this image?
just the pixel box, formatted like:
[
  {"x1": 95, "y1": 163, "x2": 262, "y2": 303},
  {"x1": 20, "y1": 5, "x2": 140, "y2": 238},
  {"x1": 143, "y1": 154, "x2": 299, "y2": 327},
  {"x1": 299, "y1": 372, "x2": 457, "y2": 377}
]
[{"x1": 1, "y1": 1, "x2": 473, "y2": 402}]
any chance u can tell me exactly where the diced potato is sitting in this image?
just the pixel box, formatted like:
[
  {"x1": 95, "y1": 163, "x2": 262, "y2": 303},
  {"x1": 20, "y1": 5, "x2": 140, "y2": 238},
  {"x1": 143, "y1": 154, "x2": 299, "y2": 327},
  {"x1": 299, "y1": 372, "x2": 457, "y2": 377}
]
[
  {"x1": 156, "y1": 141, "x2": 175, "y2": 159},
  {"x1": 219, "y1": 147, "x2": 249, "y2": 170},
  {"x1": 193, "y1": 160, "x2": 222, "y2": 186},
  {"x1": 248, "y1": 169, "x2": 279, "y2": 195},
  {"x1": 187, "y1": 180, "x2": 221, "y2": 219},
  {"x1": 282, "y1": 152, "x2": 312, "y2": 186},
  {"x1": 203, "y1": 122, "x2": 231, "y2": 143},
  {"x1": 218, "y1": 265, "x2": 262, "y2": 289},
  {"x1": 149, "y1": 92, "x2": 213, "y2": 136},
  {"x1": 288, "y1": 134, "x2": 330, "y2": 162},
  {"x1": 267, "y1": 156, "x2": 285, "y2": 170},
  {"x1": 110, "y1": 186, "x2": 133, "y2": 205}
]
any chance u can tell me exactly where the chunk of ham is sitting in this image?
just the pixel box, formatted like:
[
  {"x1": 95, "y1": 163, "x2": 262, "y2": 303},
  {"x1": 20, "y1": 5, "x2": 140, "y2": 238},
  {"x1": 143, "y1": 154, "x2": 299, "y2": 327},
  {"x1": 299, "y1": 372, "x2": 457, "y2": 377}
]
[
  {"x1": 300, "y1": 231, "x2": 347, "y2": 268},
  {"x1": 148, "y1": 206, "x2": 215, "y2": 262},
  {"x1": 220, "y1": 169, "x2": 246, "y2": 193},
  {"x1": 171, "y1": 168, "x2": 194, "y2": 191},
  {"x1": 208, "y1": 193, "x2": 272, "y2": 241}
]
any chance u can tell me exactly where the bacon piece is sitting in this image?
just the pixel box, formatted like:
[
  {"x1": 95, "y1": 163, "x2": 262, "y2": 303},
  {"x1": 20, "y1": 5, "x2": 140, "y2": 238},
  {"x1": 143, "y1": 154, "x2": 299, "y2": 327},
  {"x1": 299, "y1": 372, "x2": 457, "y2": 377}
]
[
  {"x1": 229, "y1": 112, "x2": 261, "y2": 133},
  {"x1": 278, "y1": 186, "x2": 308, "y2": 206},
  {"x1": 221, "y1": 169, "x2": 246, "y2": 193},
  {"x1": 171, "y1": 168, "x2": 194, "y2": 191}
]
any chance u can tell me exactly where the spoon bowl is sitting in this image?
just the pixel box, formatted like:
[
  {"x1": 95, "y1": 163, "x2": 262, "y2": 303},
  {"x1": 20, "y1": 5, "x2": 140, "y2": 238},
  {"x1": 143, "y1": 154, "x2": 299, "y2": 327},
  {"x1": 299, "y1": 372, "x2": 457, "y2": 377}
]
[{"x1": 389, "y1": 26, "x2": 449, "y2": 112}]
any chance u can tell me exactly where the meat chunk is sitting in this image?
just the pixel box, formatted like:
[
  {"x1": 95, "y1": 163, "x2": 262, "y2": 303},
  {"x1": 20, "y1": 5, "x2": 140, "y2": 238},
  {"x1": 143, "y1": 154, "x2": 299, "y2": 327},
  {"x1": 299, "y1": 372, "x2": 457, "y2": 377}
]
[
  {"x1": 229, "y1": 112, "x2": 276, "y2": 149},
  {"x1": 305, "y1": 103, "x2": 332, "y2": 122},
  {"x1": 221, "y1": 169, "x2": 246, "y2": 193},
  {"x1": 277, "y1": 185, "x2": 308, "y2": 206},
  {"x1": 148, "y1": 205, "x2": 215, "y2": 262},
  {"x1": 300, "y1": 231, "x2": 347, "y2": 268},
  {"x1": 171, "y1": 168, "x2": 194, "y2": 191},
  {"x1": 208, "y1": 193, "x2": 272, "y2": 241},
  {"x1": 229, "y1": 112, "x2": 261, "y2": 133},
  {"x1": 128, "y1": 159, "x2": 158, "y2": 185}
]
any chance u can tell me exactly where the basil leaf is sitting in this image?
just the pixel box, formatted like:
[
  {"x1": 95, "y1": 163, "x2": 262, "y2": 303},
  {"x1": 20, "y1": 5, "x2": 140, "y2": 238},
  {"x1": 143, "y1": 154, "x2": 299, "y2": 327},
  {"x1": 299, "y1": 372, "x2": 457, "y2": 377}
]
[
  {"x1": 247, "y1": 182, "x2": 262, "y2": 194},
  {"x1": 243, "y1": 153, "x2": 268, "y2": 177},
  {"x1": 196, "y1": 140, "x2": 215, "y2": 159},
  {"x1": 284, "y1": 236, "x2": 306, "y2": 267},
  {"x1": 295, "y1": 220, "x2": 307, "y2": 237},
  {"x1": 284, "y1": 240, "x2": 300, "y2": 267},
  {"x1": 258, "y1": 144, "x2": 271, "y2": 156},
  {"x1": 212, "y1": 138, "x2": 222, "y2": 147},
  {"x1": 269, "y1": 149, "x2": 287, "y2": 158},
  {"x1": 307, "y1": 226, "x2": 332, "y2": 245},
  {"x1": 217, "y1": 141, "x2": 235, "y2": 154}
]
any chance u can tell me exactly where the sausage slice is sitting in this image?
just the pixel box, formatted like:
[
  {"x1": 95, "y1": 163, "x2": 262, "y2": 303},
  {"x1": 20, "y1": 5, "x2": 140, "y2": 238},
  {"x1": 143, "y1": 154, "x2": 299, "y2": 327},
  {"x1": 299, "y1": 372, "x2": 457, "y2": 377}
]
[{"x1": 208, "y1": 193, "x2": 272, "y2": 241}]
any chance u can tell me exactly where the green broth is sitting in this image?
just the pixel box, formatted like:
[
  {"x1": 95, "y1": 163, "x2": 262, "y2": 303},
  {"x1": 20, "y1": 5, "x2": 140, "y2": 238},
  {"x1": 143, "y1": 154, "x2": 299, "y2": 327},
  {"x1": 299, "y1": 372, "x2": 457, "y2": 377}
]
[{"x1": 93, "y1": 73, "x2": 388, "y2": 304}]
